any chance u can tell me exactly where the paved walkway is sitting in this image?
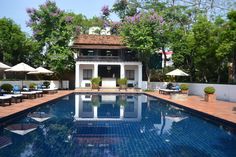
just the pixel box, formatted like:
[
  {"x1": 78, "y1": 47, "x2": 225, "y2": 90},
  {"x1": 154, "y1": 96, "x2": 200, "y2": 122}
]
[
  {"x1": 0, "y1": 90, "x2": 73, "y2": 119},
  {"x1": 146, "y1": 92, "x2": 236, "y2": 126}
]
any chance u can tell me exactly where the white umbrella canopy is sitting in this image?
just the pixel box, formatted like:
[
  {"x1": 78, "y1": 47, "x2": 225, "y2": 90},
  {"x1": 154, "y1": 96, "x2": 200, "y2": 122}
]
[
  {"x1": 27, "y1": 67, "x2": 54, "y2": 75},
  {"x1": 4, "y1": 63, "x2": 36, "y2": 87},
  {"x1": 166, "y1": 69, "x2": 189, "y2": 76},
  {"x1": 5, "y1": 62, "x2": 36, "y2": 72},
  {"x1": 0, "y1": 62, "x2": 11, "y2": 70},
  {"x1": 0, "y1": 62, "x2": 11, "y2": 79}
]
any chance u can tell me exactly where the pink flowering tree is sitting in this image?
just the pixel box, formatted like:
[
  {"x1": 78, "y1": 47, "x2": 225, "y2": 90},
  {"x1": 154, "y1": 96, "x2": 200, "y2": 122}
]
[
  {"x1": 26, "y1": 1, "x2": 79, "y2": 81},
  {"x1": 120, "y1": 12, "x2": 168, "y2": 82}
]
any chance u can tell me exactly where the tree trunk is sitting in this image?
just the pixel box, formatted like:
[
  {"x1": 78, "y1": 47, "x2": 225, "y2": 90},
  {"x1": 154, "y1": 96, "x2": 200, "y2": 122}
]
[
  {"x1": 162, "y1": 47, "x2": 167, "y2": 68},
  {"x1": 217, "y1": 65, "x2": 221, "y2": 83}
]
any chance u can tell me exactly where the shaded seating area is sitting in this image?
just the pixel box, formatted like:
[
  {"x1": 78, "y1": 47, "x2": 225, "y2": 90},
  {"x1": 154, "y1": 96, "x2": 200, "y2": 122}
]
[{"x1": 159, "y1": 83, "x2": 181, "y2": 95}]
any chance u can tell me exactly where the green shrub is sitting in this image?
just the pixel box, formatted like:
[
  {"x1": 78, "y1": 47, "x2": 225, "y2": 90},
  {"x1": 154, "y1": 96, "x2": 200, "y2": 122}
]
[
  {"x1": 117, "y1": 78, "x2": 127, "y2": 86},
  {"x1": 118, "y1": 95, "x2": 127, "y2": 106},
  {"x1": 29, "y1": 83, "x2": 36, "y2": 89},
  {"x1": 43, "y1": 81, "x2": 50, "y2": 88},
  {"x1": 144, "y1": 89, "x2": 154, "y2": 92},
  {"x1": 91, "y1": 95, "x2": 100, "y2": 106},
  {"x1": 180, "y1": 84, "x2": 189, "y2": 90},
  {"x1": 1, "y1": 83, "x2": 13, "y2": 93},
  {"x1": 91, "y1": 77, "x2": 101, "y2": 85},
  {"x1": 204, "y1": 86, "x2": 215, "y2": 94}
]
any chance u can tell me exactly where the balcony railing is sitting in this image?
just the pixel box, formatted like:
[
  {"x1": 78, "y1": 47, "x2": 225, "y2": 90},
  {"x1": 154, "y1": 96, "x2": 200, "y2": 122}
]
[{"x1": 77, "y1": 56, "x2": 138, "y2": 62}]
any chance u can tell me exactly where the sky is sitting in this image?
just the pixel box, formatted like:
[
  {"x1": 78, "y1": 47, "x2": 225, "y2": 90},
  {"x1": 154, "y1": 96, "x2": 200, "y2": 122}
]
[{"x1": 0, "y1": 0, "x2": 119, "y2": 34}]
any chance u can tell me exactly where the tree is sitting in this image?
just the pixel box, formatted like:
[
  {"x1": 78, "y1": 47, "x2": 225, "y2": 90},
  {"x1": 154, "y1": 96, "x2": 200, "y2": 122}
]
[
  {"x1": 26, "y1": 1, "x2": 77, "y2": 82},
  {"x1": 0, "y1": 17, "x2": 40, "y2": 66},
  {"x1": 217, "y1": 10, "x2": 236, "y2": 83},
  {"x1": 120, "y1": 12, "x2": 166, "y2": 82}
]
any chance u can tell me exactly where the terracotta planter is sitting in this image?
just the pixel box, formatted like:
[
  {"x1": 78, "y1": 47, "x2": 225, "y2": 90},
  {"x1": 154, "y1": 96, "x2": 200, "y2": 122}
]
[
  {"x1": 120, "y1": 85, "x2": 127, "y2": 89},
  {"x1": 181, "y1": 90, "x2": 189, "y2": 94},
  {"x1": 92, "y1": 84, "x2": 99, "y2": 89},
  {"x1": 205, "y1": 93, "x2": 215, "y2": 102}
]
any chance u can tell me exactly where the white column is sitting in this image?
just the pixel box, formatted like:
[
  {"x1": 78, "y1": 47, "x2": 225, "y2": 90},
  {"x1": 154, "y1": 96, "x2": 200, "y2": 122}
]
[
  {"x1": 74, "y1": 95, "x2": 79, "y2": 119},
  {"x1": 94, "y1": 64, "x2": 98, "y2": 78},
  {"x1": 137, "y1": 95, "x2": 142, "y2": 120},
  {"x1": 75, "y1": 63, "x2": 80, "y2": 88},
  {"x1": 138, "y1": 64, "x2": 142, "y2": 88},
  {"x1": 120, "y1": 64, "x2": 125, "y2": 78},
  {"x1": 93, "y1": 106, "x2": 98, "y2": 118},
  {"x1": 120, "y1": 106, "x2": 124, "y2": 119}
]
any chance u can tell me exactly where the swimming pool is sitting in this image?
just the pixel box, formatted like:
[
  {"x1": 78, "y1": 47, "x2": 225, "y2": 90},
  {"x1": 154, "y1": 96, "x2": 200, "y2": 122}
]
[{"x1": 0, "y1": 93, "x2": 235, "y2": 157}]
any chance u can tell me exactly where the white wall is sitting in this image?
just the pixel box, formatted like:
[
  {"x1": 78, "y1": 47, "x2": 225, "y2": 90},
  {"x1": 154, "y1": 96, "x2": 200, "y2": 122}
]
[
  {"x1": 0, "y1": 80, "x2": 69, "y2": 89},
  {"x1": 79, "y1": 64, "x2": 94, "y2": 88},
  {"x1": 144, "y1": 82, "x2": 236, "y2": 102}
]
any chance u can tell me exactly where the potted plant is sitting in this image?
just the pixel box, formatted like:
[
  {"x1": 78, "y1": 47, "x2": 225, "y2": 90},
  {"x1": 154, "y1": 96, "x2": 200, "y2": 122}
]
[
  {"x1": 118, "y1": 95, "x2": 127, "y2": 106},
  {"x1": 29, "y1": 83, "x2": 37, "y2": 90},
  {"x1": 91, "y1": 95, "x2": 100, "y2": 107},
  {"x1": 43, "y1": 81, "x2": 50, "y2": 89},
  {"x1": 1, "y1": 83, "x2": 13, "y2": 93},
  {"x1": 91, "y1": 77, "x2": 101, "y2": 90},
  {"x1": 204, "y1": 86, "x2": 216, "y2": 102},
  {"x1": 180, "y1": 84, "x2": 189, "y2": 94},
  {"x1": 117, "y1": 78, "x2": 127, "y2": 90}
]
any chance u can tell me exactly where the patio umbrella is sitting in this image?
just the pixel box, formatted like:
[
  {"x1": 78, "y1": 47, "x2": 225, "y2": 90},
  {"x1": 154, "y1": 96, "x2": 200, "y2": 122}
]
[
  {"x1": 166, "y1": 69, "x2": 189, "y2": 76},
  {"x1": 5, "y1": 62, "x2": 36, "y2": 87},
  {"x1": 27, "y1": 67, "x2": 54, "y2": 75},
  {"x1": 0, "y1": 62, "x2": 11, "y2": 79},
  {"x1": 0, "y1": 136, "x2": 12, "y2": 149},
  {"x1": 5, "y1": 124, "x2": 38, "y2": 136},
  {"x1": 28, "y1": 112, "x2": 51, "y2": 122}
]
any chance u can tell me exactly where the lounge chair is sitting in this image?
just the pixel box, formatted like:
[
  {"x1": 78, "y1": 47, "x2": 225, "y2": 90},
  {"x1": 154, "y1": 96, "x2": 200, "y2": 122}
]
[
  {"x1": 0, "y1": 95, "x2": 12, "y2": 106},
  {"x1": 42, "y1": 88, "x2": 58, "y2": 94},
  {"x1": 159, "y1": 88, "x2": 181, "y2": 94},
  {"x1": 13, "y1": 85, "x2": 21, "y2": 94},
  {"x1": 4, "y1": 94, "x2": 23, "y2": 103},
  {"x1": 21, "y1": 91, "x2": 37, "y2": 99}
]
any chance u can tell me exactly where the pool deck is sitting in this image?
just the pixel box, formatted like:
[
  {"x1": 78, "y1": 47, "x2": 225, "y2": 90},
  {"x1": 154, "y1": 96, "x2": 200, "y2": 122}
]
[
  {"x1": 0, "y1": 89, "x2": 236, "y2": 127},
  {"x1": 145, "y1": 92, "x2": 236, "y2": 126}
]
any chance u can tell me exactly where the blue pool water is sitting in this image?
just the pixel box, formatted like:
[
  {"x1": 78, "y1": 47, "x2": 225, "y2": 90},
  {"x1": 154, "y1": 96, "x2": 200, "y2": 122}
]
[{"x1": 0, "y1": 93, "x2": 236, "y2": 157}]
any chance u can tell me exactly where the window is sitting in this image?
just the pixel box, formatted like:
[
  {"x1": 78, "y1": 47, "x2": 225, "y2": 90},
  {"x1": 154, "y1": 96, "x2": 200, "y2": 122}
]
[
  {"x1": 83, "y1": 69, "x2": 92, "y2": 80},
  {"x1": 125, "y1": 70, "x2": 135, "y2": 80}
]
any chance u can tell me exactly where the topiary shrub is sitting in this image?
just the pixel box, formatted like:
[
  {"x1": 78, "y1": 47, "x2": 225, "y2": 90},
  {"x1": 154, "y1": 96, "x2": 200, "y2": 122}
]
[
  {"x1": 91, "y1": 77, "x2": 101, "y2": 85},
  {"x1": 43, "y1": 81, "x2": 50, "y2": 88},
  {"x1": 91, "y1": 95, "x2": 100, "y2": 106},
  {"x1": 204, "y1": 86, "x2": 215, "y2": 94},
  {"x1": 91, "y1": 77, "x2": 101, "y2": 89},
  {"x1": 29, "y1": 83, "x2": 37, "y2": 89},
  {"x1": 117, "y1": 78, "x2": 127, "y2": 86},
  {"x1": 180, "y1": 84, "x2": 189, "y2": 90},
  {"x1": 1, "y1": 83, "x2": 13, "y2": 93}
]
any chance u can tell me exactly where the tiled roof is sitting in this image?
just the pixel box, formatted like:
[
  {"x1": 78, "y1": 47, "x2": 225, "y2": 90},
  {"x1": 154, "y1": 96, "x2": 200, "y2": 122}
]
[{"x1": 74, "y1": 34, "x2": 124, "y2": 46}]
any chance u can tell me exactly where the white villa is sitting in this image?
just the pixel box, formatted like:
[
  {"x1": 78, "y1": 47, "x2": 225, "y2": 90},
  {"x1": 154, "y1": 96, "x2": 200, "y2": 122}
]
[{"x1": 73, "y1": 34, "x2": 143, "y2": 89}]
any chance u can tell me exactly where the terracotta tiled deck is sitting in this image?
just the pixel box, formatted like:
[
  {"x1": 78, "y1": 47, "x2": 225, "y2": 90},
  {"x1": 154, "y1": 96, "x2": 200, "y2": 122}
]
[
  {"x1": 0, "y1": 90, "x2": 74, "y2": 119},
  {"x1": 146, "y1": 92, "x2": 236, "y2": 126}
]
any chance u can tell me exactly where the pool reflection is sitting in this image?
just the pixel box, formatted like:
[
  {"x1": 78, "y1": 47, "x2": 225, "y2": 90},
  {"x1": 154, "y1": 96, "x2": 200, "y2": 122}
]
[{"x1": 74, "y1": 94, "x2": 142, "y2": 121}]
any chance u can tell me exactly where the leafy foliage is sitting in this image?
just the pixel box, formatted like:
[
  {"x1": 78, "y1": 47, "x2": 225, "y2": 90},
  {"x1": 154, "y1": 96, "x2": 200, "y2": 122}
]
[
  {"x1": 204, "y1": 86, "x2": 215, "y2": 94},
  {"x1": 91, "y1": 77, "x2": 101, "y2": 85},
  {"x1": 0, "y1": 18, "x2": 40, "y2": 66},
  {"x1": 117, "y1": 78, "x2": 127, "y2": 85},
  {"x1": 180, "y1": 84, "x2": 189, "y2": 90},
  {"x1": 1, "y1": 83, "x2": 13, "y2": 93},
  {"x1": 26, "y1": 1, "x2": 77, "y2": 78}
]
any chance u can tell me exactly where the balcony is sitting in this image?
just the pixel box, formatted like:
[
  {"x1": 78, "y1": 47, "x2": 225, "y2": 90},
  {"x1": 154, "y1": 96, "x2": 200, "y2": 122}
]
[{"x1": 76, "y1": 55, "x2": 138, "y2": 62}]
